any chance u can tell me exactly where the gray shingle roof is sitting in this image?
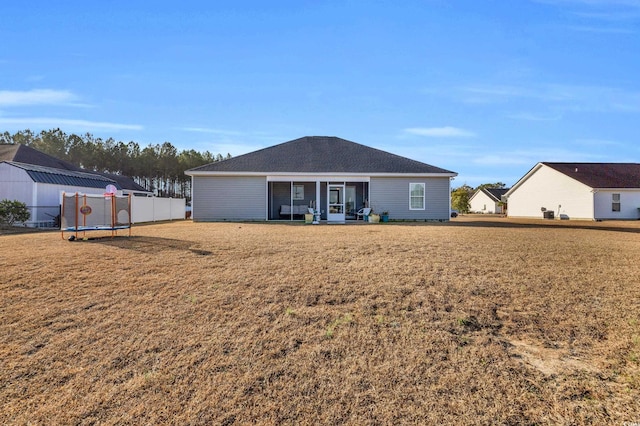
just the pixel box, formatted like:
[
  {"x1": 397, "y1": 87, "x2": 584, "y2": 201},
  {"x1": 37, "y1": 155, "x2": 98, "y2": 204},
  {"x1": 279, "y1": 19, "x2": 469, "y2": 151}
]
[
  {"x1": 0, "y1": 144, "x2": 149, "y2": 192},
  {"x1": 5, "y1": 161, "x2": 121, "y2": 189},
  {"x1": 96, "y1": 172, "x2": 150, "y2": 193},
  {"x1": 482, "y1": 187, "x2": 509, "y2": 201},
  {"x1": 543, "y1": 162, "x2": 640, "y2": 188},
  {"x1": 187, "y1": 136, "x2": 456, "y2": 175},
  {"x1": 0, "y1": 144, "x2": 81, "y2": 171}
]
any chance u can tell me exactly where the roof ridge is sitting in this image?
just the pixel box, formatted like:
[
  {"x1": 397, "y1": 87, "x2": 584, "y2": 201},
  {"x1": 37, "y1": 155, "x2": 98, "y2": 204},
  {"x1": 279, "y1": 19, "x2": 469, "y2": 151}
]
[{"x1": 187, "y1": 136, "x2": 456, "y2": 175}]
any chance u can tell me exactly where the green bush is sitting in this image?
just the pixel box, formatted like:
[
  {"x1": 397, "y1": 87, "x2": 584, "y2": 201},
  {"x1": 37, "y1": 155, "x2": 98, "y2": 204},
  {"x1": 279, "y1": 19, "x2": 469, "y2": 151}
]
[{"x1": 0, "y1": 199, "x2": 31, "y2": 226}]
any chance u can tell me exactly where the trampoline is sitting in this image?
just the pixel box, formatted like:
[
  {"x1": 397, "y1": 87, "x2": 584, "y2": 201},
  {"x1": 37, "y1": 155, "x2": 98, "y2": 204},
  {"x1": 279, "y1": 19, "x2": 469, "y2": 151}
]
[{"x1": 61, "y1": 192, "x2": 132, "y2": 240}]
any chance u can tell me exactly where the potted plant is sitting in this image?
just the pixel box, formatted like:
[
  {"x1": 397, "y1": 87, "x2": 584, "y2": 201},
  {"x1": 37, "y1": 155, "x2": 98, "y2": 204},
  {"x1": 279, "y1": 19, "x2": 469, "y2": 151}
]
[
  {"x1": 369, "y1": 212, "x2": 380, "y2": 223},
  {"x1": 380, "y1": 211, "x2": 389, "y2": 222}
]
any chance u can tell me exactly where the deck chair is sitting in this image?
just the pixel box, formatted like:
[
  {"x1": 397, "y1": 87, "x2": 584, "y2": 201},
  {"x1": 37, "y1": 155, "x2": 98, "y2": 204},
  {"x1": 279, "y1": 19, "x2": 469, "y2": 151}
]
[{"x1": 356, "y1": 207, "x2": 371, "y2": 221}]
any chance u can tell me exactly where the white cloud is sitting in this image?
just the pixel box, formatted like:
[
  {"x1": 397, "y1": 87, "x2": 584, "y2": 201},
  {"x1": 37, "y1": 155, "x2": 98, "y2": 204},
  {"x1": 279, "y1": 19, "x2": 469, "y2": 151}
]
[
  {"x1": 533, "y1": 0, "x2": 639, "y2": 33},
  {"x1": 568, "y1": 25, "x2": 635, "y2": 33},
  {"x1": 0, "y1": 89, "x2": 79, "y2": 106},
  {"x1": 178, "y1": 127, "x2": 288, "y2": 155},
  {"x1": 459, "y1": 84, "x2": 570, "y2": 103},
  {"x1": 181, "y1": 127, "x2": 244, "y2": 136},
  {"x1": 534, "y1": 0, "x2": 640, "y2": 8},
  {"x1": 574, "y1": 138, "x2": 625, "y2": 147},
  {"x1": 0, "y1": 117, "x2": 143, "y2": 131},
  {"x1": 403, "y1": 126, "x2": 476, "y2": 138},
  {"x1": 459, "y1": 83, "x2": 640, "y2": 113},
  {"x1": 472, "y1": 147, "x2": 604, "y2": 166},
  {"x1": 506, "y1": 112, "x2": 563, "y2": 121}
]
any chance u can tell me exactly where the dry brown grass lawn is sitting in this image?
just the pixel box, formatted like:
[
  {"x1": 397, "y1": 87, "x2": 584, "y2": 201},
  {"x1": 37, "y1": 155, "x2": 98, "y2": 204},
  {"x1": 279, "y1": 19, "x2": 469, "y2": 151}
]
[{"x1": 1, "y1": 217, "x2": 640, "y2": 424}]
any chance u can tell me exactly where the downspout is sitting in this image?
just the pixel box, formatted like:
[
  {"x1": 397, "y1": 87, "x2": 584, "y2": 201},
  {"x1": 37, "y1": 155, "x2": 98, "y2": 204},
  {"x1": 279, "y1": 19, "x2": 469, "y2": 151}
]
[
  {"x1": 266, "y1": 180, "x2": 269, "y2": 221},
  {"x1": 367, "y1": 179, "x2": 370, "y2": 210},
  {"x1": 449, "y1": 177, "x2": 453, "y2": 219}
]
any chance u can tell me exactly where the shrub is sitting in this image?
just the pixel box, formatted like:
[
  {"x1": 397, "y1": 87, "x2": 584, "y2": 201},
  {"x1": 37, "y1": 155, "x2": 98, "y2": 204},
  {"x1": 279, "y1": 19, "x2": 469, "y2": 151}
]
[{"x1": 0, "y1": 199, "x2": 30, "y2": 226}]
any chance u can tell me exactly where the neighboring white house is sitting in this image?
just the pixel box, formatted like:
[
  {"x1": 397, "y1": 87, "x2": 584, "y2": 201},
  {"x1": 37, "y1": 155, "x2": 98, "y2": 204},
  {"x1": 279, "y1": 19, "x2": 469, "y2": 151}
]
[
  {"x1": 186, "y1": 136, "x2": 458, "y2": 222},
  {"x1": 0, "y1": 161, "x2": 122, "y2": 226},
  {"x1": 504, "y1": 162, "x2": 640, "y2": 220},
  {"x1": 469, "y1": 187, "x2": 509, "y2": 214},
  {"x1": 0, "y1": 144, "x2": 183, "y2": 227}
]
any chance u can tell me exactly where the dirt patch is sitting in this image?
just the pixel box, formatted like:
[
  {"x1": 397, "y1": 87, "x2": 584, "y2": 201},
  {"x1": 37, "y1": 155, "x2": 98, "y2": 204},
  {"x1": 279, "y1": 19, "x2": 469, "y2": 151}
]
[{"x1": 509, "y1": 339, "x2": 600, "y2": 376}]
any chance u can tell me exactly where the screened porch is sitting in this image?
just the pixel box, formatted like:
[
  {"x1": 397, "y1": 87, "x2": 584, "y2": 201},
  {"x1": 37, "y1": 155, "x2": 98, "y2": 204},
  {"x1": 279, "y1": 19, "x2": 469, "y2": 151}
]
[{"x1": 267, "y1": 181, "x2": 369, "y2": 221}]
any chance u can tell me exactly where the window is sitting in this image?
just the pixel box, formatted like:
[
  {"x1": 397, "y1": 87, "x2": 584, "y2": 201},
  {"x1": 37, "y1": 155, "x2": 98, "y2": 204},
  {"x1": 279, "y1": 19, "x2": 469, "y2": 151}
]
[
  {"x1": 612, "y1": 193, "x2": 621, "y2": 212},
  {"x1": 409, "y1": 183, "x2": 425, "y2": 210},
  {"x1": 292, "y1": 185, "x2": 304, "y2": 200}
]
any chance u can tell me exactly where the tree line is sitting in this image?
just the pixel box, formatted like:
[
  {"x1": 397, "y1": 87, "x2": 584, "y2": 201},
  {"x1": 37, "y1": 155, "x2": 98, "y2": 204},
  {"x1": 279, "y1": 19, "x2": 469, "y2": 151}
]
[{"x1": 1, "y1": 129, "x2": 229, "y2": 200}]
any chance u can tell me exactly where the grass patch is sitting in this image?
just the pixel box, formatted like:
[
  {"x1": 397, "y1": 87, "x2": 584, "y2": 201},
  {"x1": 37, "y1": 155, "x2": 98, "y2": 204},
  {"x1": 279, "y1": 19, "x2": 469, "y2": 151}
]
[{"x1": 1, "y1": 217, "x2": 640, "y2": 423}]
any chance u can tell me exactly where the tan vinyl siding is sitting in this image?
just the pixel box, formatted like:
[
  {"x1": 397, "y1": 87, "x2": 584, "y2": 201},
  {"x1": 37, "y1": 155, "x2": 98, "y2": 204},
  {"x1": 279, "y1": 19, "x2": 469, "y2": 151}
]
[
  {"x1": 192, "y1": 176, "x2": 266, "y2": 221},
  {"x1": 508, "y1": 165, "x2": 593, "y2": 220},
  {"x1": 370, "y1": 177, "x2": 451, "y2": 220}
]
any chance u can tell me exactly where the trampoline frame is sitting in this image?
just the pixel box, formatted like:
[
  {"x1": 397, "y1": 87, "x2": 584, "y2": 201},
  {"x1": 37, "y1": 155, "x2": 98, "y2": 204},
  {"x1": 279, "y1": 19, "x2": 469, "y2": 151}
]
[{"x1": 61, "y1": 192, "x2": 132, "y2": 240}]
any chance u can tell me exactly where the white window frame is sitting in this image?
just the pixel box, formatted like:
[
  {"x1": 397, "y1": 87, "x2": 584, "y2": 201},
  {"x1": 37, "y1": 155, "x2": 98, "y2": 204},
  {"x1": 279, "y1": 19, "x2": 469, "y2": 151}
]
[
  {"x1": 409, "y1": 182, "x2": 425, "y2": 210},
  {"x1": 612, "y1": 193, "x2": 621, "y2": 212},
  {"x1": 292, "y1": 184, "x2": 305, "y2": 200}
]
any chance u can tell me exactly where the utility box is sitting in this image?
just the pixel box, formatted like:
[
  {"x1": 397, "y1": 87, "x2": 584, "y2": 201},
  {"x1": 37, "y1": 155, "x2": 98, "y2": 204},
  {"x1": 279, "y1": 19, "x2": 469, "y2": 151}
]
[{"x1": 543, "y1": 211, "x2": 554, "y2": 219}]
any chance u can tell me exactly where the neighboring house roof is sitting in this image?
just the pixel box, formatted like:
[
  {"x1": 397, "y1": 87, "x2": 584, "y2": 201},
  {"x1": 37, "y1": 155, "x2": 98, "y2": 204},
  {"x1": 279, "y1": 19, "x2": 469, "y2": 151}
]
[
  {"x1": 187, "y1": 136, "x2": 457, "y2": 175},
  {"x1": 481, "y1": 187, "x2": 509, "y2": 202},
  {"x1": 97, "y1": 172, "x2": 151, "y2": 193},
  {"x1": 1, "y1": 143, "x2": 150, "y2": 192},
  {"x1": 3, "y1": 161, "x2": 121, "y2": 190},
  {"x1": 0, "y1": 144, "x2": 81, "y2": 171},
  {"x1": 543, "y1": 162, "x2": 640, "y2": 189},
  {"x1": 506, "y1": 162, "x2": 640, "y2": 198}
]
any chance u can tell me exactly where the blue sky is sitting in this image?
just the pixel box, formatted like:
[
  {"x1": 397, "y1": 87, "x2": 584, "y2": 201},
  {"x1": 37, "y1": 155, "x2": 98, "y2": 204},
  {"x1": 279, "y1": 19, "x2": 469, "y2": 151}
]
[{"x1": 1, "y1": 0, "x2": 639, "y2": 187}]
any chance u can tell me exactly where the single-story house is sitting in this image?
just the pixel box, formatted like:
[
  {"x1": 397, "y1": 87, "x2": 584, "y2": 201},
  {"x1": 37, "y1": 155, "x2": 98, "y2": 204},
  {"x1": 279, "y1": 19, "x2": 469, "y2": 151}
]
[
  {"x1": 0, "y1": 144, "x2": 152, "y2": 226},
  {"x1": 185, "y1": 136, "x2": 457, "y2": 222},
  {"x1": 469, "y1": 187, "x2": 509, "y2": 214},
  {"x1": 504, "y1": 162, "x2": 640, "y2": 220}
]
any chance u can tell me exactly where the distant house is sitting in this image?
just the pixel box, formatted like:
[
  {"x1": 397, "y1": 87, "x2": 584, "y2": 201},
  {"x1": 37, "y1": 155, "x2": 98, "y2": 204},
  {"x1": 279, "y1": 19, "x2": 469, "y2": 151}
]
[
  {"x1": 0, "y1": 144, "x2": 151, "y2": 226},
  {"x1": 504, "y1": 162, "x2": 640, "y2": 220},
  {"x1": 469, "y1": 187, "x2": 509, "y2": 214},
  {"x1": 185, "y1": 136, "x2": 457, "y2": 222}
]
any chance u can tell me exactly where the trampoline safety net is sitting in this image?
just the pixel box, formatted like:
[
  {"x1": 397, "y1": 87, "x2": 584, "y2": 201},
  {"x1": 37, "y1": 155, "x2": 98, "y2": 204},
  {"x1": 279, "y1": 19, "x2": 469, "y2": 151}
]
[{"x1": 61, "y1": 192, "x2": 131, "y2": 238}]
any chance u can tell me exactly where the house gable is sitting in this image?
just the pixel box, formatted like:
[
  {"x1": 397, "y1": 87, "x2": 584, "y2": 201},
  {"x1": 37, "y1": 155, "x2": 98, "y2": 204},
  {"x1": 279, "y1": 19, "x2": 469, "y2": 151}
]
[
  {"x1": 469, "y1": 190, "x2": 495, "y2": 213},
  {"x1": 506, "y1": 164, "x2": 594, "y2": 219},
  {"x1": 504, "y1": 162, "x2": 640, "y2": 220},
  {"x1": 469, "y1": 187, "x2": 508, "y2": 214}
]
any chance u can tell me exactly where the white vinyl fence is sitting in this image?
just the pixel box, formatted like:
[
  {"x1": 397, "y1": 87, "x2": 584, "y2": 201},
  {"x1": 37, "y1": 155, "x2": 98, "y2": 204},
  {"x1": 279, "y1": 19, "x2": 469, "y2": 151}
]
[{"x1": 131, "y1": 197, "x2": 186, "y2": 223}]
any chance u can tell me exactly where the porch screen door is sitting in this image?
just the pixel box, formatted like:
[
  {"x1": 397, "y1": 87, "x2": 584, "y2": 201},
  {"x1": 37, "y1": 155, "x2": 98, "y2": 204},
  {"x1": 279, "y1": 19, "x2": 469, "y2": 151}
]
[{"x1": 327, "y1": 184, "x2": 345, "y2": 222}]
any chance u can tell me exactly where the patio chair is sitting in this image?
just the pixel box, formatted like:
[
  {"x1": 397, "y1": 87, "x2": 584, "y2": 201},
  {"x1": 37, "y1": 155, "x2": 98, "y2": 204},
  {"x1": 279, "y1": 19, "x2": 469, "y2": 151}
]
[{"x1": 356, "y1": 207, "x2": 371, "y2": 221}]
